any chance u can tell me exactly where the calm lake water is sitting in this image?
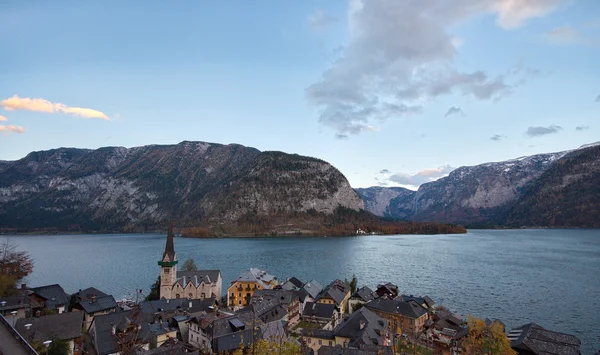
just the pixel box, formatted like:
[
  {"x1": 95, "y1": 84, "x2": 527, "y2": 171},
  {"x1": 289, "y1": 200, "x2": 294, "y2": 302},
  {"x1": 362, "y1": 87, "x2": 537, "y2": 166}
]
[{"x1": 3, "y1": 229, "x2": 600, "y2": 353}]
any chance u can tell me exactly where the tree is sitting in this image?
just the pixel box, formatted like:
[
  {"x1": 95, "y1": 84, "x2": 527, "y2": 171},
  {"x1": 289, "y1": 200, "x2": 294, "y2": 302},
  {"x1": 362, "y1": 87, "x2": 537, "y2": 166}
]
[
  {"x1": 344, "y1": 274, "x2": 358, "y2": 294},
  {"x1": 145, "y1": 276, "x2": 161, "y2": 301},
  {"x1": 0, "y1": 238, "x2": 34, "y2": 297},
  {"x1": 181, "y1": 258, "x2": 198, "y2": 271},
  {"x1": 232, "y1": 337, "x2": 301, "y2": 355},
  {"x1": 461, "y1": 316, "x2": 517, "y2": 355}
]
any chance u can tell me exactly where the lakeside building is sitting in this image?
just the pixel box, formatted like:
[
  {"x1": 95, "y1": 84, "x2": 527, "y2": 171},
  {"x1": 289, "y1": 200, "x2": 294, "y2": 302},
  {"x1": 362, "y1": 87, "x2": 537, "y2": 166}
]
[
  {"x1": 227, "y1": 268, "x2": 278, "y2": 309},
  {"x1": 158, "y1": 224, "x2": 222, "y2": 300}
]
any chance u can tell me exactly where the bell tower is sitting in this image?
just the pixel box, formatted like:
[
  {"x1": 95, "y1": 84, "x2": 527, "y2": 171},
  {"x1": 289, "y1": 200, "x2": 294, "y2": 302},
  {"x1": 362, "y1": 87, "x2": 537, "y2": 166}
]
[{"x1": 158, "y1": 222, "x2": 178, "y2": 299}]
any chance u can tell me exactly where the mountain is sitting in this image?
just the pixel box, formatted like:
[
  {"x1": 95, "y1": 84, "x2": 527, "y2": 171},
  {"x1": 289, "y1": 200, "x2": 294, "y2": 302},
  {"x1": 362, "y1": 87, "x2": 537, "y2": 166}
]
[
  {"x1": 357, "y1": 143, "x2": 600, "y2": 227},
  {"x1": 0, "y1": 141, "x2": 364, "y2": 232}
]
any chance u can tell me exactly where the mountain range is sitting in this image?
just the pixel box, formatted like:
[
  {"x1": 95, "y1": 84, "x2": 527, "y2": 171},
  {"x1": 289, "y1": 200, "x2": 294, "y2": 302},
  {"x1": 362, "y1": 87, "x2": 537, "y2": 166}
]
[{"x1": 356, "y1": 142, "x2": 600, "y2": 228}]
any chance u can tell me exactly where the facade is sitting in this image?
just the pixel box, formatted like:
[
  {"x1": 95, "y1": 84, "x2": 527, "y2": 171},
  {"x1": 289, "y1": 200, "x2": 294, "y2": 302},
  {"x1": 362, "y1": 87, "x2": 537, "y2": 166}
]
[
  {"x1": 158, "y1": 224, "x2": 222, "y2": 300},
  {"x1": 227, "y1": 268, "x2": 278, "y2": 309},
  {"x1": 316, "y1": 280, "x2": 351, "y2": 315},
  {"x1": 365, "y1": 298, "x2": 429, "y2": 335}
]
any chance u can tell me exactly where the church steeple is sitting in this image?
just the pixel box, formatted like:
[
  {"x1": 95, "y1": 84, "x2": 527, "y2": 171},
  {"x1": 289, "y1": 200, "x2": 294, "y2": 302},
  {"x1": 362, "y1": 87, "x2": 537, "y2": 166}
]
[
  {"x1": 159, "y1": 222, "x2": 178, "y2": 299},
  {"x1": 158, "y1": 222, "x2": 178, "y2": 266}
]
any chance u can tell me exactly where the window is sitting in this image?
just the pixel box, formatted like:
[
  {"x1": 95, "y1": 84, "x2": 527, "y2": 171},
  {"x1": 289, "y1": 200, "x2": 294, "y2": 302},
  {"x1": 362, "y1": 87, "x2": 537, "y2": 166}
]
[
  {"x1": 176, "y1": 294, "x2": 180, "y2": 298},
  {"x1": 239, "y1": 300, "x2": 242, "y2": 304},
  {"x1": 239, "y1": 292, "x2": 242, "y2": 297},
  {"x1": 188, "y1": 293, "x2": 192, "y2": 298},
  {"x1": 201, "y1": 293, "x2": 205, "y2": 299},
  {"x1": 318, "y1": 340, "x2": 322, "y2": 345},
  {"x1": 246, "y1": 293, "x2": 250, "y2": 297},
  {"x1": 329, "y1": 341, "x2": 332, "y2": 346},
  {"x1": 231, "y1": 293, "x2": 234, "y2": 297},
  {"x1": 307, "y1": 338, "x2": 311, "y2": 344},
  {"x1": 164, "y1": 268, "x2": 169, "y2": 274}
]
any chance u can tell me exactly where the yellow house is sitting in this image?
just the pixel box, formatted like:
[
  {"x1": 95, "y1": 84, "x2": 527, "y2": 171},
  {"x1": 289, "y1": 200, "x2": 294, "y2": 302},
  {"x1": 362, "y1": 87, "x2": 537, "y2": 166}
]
[
  {"x1": 227, "y1": 268, "x2": 277, "y2": 309},
  {"x1": 316, "y1": 280, "x2": 351, "y2": 315}
]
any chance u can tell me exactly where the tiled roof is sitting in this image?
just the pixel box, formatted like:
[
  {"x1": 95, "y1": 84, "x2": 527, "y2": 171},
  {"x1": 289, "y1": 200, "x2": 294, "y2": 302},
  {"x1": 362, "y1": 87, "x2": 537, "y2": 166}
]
[
  {"x1": 0, "y1": 295, "x2": 30, "y2": 312},
  {"x1": 16, "y1": 311, "x2": 83, "y2": 341},
  {"x1": 175, "y1": 270, "x2": 221, "y2": 287},
  {"x1": 508, "y1": 323, "x2": 581, "y2": 355},
  {"x1": 79, "y1": 294, "x2": 118, "y2": 314},
  {"x1": 30, "y1": 284, "x2": 69, "y2": 310},
  {"x1": 317, "y1": 280, "x2": 350, "y2": 305},
  {"x1": 91, "y1": 310, "x2": 152, "y2": 355},
  {"x1": 366, "y1": 298, "x2": 427, "y2": 319},
  {"x1": 74, "y1": 287, "x2": 109, "y2": 301},
  {"x1": 352, "y1": 287, "x2": 375, "y2": 302},
  {"x1": 302, "y1": 280, "x2": 323, "y2": 299},
  {"x1": 232, "y1": 268, "x2": 277, "y2": 289},
  {"x1": 285, "y1": 277, "x2": 304, "y2": 289},
  {"x1": 397, "y1": 295, "x2": 435, "y2": 308},
  {"x1": 302, "y1": 302, "x2": 336, "y2": 320},
  {"x1": 334, "y1": 307, "x2": 388, "y2": 348}
]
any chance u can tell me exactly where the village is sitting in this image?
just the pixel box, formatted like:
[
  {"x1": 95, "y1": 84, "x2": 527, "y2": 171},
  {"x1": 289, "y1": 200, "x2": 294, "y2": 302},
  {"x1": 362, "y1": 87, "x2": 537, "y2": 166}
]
[{"x1": 0, "y1": 227, "x2": 584, "y2": 355}]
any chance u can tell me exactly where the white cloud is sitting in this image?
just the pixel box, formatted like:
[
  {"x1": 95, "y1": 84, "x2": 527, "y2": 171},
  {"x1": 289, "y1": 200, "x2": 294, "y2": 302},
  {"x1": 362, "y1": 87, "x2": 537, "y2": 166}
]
[
  {"x1": 306, "y1": 0, "x2": 556, "y2": 136},
  {"x1": 1, "y1": 95, "x2": 110, "y2": 120},
  {"x1": 544, "y1": 25, "x2": 591, "y2": 45},
  {"x1": 525, "y1": 124, "x2": 563, "y2": 137},
  {"x1": 0, "y1": 125, "x2": 25, "y2": 134},
  {"x1": 307, "y1": 10, "x2": 337, "y2": 30},
  {"x1": 389, "y1": 165, "x2": 455, "y2": 187},
  {"x1": 0, "y1": 115, "x2": 7, "y2": 122},
  {"x1": 596, "y1": 94, "x2": 600, "y2": 102}
]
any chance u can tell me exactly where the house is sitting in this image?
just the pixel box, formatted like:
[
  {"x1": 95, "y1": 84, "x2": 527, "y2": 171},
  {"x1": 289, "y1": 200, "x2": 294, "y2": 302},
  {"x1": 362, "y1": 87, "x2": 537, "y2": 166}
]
[
  {"x1": 316, "y1": 280, "x2": 351, "y2": 315},
  {"x1": 302, "y1": 302, "x2": 339, "y2": 328},
  {"x1": 302, "y1": 280, "x2": 324, "y2": 300},
  {"x1": 15, "y1": 311, "x2": 84, "y2": 355},
  {"x1": 158, "y1": 224, "x2": 222, "y2": 300},
  {"x1": 348, "y1": 286, "x2": 375, "y2": 313},
  {"x1": 250, "y1": 289, "x2": 302, "y2": 329},
  {"x1": 72, "y1": 287, "x2": 118, "y2": 330},
  {"x1": 227, "y1": 268, "x2": 278, "y2": 309},
  {"x1": 281, "y1": 277, "x2": 304, "y2": 291},
  {"x1": 205, "y1": 309, "x2": 264, "y2": 353},
  {"x1": 301, "y1": 307, "x2": 389, "y2": 355},
  {"x1": 136, "y1": 339, "x2": 199, "y2": 354},
  {"x1": 508, "y1": 323, "x2": 581, "y2": 355},
  {"x1": 374, "y1": 283, "x2": 399, "y2": 299},
  {"x1": 139, "y1": 297, "x2": 216, "y2": 317},
  {"x1": 0, "y1": 294, "x2": 32, "y2": 320},
  {"x1": 365, "y1": 298, "x2": 429, "y2": 335},
  {"x1": 397, "y1": 295, "x2": 435, "y2": 313},
  {"x1": 426, "y1": 312, "x2": 467, "y2": 354},
  {"x1": 29, "y1": 284, "x2": 69, "y2": 314},
  {"x1": 89, "y1": 310, "x2": 153, "y2": 355}
]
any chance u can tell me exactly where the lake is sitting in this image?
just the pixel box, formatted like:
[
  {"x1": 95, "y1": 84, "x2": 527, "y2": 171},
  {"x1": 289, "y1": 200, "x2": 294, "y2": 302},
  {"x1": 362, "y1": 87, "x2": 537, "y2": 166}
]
[{"x1": 3, "y1": 229, "x2": 600, "y2": 353}]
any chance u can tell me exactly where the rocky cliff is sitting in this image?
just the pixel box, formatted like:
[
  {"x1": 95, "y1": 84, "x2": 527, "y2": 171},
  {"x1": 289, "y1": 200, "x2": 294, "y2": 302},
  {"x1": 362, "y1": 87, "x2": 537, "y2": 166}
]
[
  {"x1": 0, "y1": 141, "x2": 364, "y2": 232},
  {"x1": 357, "y1": 143, "x2": 600, "y2": 227}
]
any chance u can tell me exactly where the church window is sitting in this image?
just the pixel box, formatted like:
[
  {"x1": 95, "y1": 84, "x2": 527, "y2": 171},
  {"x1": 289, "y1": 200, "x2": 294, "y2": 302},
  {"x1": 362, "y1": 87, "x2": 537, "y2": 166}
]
[
  {"x1": 176, "y1": 294, "x2": 180, "y2": 298},
  {"x1": 164, "y1": 268, "x2": 169, "y2": 274},
  {"x1": 188, "y1": 293, "x2": 192, "y2": 298}
]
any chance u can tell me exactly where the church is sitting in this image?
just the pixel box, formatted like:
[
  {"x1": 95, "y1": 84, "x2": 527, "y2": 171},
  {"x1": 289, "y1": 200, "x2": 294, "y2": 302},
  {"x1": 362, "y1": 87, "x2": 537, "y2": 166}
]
[{"x1": 157, "y1": 224, "x2": 222, "y2": 300}]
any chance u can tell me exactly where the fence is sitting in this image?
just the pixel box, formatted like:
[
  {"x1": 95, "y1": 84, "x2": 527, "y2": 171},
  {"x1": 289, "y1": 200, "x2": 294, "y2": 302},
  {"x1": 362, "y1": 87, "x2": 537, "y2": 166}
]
[{"x1": 0, "y1": 313, "x2": 39, "y2": 355}]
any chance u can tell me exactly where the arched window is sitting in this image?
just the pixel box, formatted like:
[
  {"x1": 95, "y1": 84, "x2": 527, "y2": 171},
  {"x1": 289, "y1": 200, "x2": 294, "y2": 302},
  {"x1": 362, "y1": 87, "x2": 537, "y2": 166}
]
[
  {"x1": 188, "y1": 293, "x2": 193, "y2": 298},
  {"x1": 176, "y1": 294, "x2": 180, "y2": 298}
]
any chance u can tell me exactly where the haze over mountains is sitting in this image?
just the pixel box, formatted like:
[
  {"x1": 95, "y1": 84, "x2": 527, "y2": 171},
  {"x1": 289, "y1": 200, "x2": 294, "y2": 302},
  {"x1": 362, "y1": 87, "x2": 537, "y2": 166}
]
[
  {"x1": 357, "y1": 143, "x2": 600, "y2": 228},
  {"x1": 0, "y1": 141, "x2": 598, "y2": 231}
]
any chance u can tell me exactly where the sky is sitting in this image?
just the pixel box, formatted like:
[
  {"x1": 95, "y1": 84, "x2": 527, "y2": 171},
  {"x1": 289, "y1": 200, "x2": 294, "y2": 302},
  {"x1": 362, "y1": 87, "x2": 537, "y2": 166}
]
[{"x1": 0, "y1": 0, "x2": 598, "y2": 189}]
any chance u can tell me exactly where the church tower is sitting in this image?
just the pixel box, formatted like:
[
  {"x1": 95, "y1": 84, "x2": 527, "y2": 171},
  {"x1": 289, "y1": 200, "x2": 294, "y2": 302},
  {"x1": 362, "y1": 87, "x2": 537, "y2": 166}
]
[{"x1": 158, "y1": 222, "x2": 178, "y2": 299}]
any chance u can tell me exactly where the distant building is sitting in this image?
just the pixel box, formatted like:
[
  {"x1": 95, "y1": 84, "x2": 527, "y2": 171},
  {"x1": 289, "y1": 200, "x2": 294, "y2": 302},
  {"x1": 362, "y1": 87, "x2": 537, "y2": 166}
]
[
  {"x1": 316, "y1": 280, "x2": 351, "y2": 315},
  {"x1": 508, "y1": 323, "x2": 581, "y2": 355},
  {"x1": 365, "y1": 298, "x2": 429, "y2": 335},
  {"x1": 302, "y1": 280, "x2": 324, "y2": 300},
  {"x1": 158, "y1": 224, "x2": 222, "y2": 300},
  {"x1": 29, "y1": 284, "x2": 70, "y2": 314},
  {"x1": 227, "y1": 268, "x2": 278, "y2": 309},
  {"x1": 302, "y1": 301, "x2": 339, "y2": 328},
  {"x1": 374, "y1": 283, "x2": 399, "y2": 299}
]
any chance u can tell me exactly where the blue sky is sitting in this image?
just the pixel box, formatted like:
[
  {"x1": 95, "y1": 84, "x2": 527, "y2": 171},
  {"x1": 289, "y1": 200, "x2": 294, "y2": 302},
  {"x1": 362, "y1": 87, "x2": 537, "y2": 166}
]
[{"x1": 0, "y1": 0, "x2": 598, "y2": 188}]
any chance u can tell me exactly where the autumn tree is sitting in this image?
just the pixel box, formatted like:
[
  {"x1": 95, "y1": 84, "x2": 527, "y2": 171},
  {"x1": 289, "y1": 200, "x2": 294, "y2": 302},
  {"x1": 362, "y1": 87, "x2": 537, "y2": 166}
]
[
  {"x1": 0, "y1": 238, "x2": 34, "y2": 296},
  {"x1": 461, "y1": 316, "x2": 516, "y2": 355},
  {"x1": 232, "y1": 337, "x2": 301, "y2": 355},
  {"x1": 181, "y1": 258, "x2": 198, "y2": 271},
  {"x1": 145, "y1": 276, "x2": 161, "y2": 301}
]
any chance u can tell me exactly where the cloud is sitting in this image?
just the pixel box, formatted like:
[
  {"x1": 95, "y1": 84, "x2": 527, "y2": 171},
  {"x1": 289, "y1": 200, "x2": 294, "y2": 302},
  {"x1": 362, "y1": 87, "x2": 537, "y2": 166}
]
[
  {"x1": 1, "y1": 95, "x2": 110, "y2": 120},
  {"x1": 444, "y1": 106, "x2": 464, "y2": 117},
  {"x1": 307, "y1": 10, "x2": 337, "y2": 30},
  {"x1": 0, "y1": 125, "x2": 25, "y2": 134},
  {"x1": 335, "y1": 133, "x2": 349, "y2": 140},
  {"x1": 389, "y1": 165, "x2": 455, "y2": 187},
  {"x1": 544, "y1": 25, "x2": 591, "y2": 45},
  {"x1": 379, "y1": 169, "x2": 390, "y2": 174},
  {"x1": 575, "y1": 125, "x2": 590, "y2": 131},
  {"x1": 490, "y1": 134, "x2": 507, "y2": 141},
  {"x1": 0, "y1": 115, "x2": 6, "y2": 122},
  {"x1": 596, "y1": 94, "x2": 600, "y2": 102},
  {"x1": 306, "y1": 0, "x2": 553, "y2": 136},
  {"x1": 525, "y1": 124, "x2": 563, "y2": 137},
  {"x1": 494, "y1": 0, "x2": 562, "y2": 29}
]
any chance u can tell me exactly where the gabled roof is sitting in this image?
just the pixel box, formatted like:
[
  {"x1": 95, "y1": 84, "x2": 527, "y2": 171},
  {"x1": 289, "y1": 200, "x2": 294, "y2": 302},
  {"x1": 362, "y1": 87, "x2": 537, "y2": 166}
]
[
  {"x1": 317, "y1": 280, "x2": 350, "y2": 305},
  {"x1": 91, "y1": 310, "x2": 153, "y2": 355},
  {"x1": 0, "y1": 295, "x2": 30, "y2": 312},
  {"x1": 139, "y1": 297, "x2": 216, "y2": 315},
  {"x1": 300, "y1": 328, "x2": 335, "y2": 339},
  {"x1": 302, "y1": 302, "x2": 336, "y2": 319},
  {"x1": 302, "y1": 280, "x2": 323, "y2": 299},
  {"x1": 30, "y1": 284, "x2": 69, "y2": 310},
  {"x1": 352, "y1": 286, "x2": 375, "y2": 302},
  {"x1": 79, "y1": 295, "x2": 118, "y2": 314},
  {"x1": 74, "y1": 287, "x2": 109, "y2": 301},
  {"x1": 375, "y1": 283, "x2": 398, "y2": 297},
  {"x1": 232, "y1": 268, "x2": 277, "y2": 289},
  {"x1": 16, "y1": 311, "x2": 83, "y2": 341},
  {"x1": 365, "y1": 298, "x2": 427, "y2": 319},
  {"x1": 397, "y1": 294, "x2": 435, "y2": 308},
  {"x1": 175, "y1": 270, "x2": 221, "y2": 287},
  {"x1": 282, "y1": 277, "x2": 304, "y2": 290},
  {"x1": 508, "y1": 323, "x2": 581, "y2": 355},
  {"x1": 333, "y1": 307, "x2": 388, "y2": 348}
]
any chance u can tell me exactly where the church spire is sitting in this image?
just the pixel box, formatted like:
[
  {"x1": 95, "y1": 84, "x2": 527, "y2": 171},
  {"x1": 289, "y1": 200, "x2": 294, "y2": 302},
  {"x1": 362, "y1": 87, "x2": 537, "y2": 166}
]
[{"x1": 163, "y1": 221, "x2": 176, "y2": 262}]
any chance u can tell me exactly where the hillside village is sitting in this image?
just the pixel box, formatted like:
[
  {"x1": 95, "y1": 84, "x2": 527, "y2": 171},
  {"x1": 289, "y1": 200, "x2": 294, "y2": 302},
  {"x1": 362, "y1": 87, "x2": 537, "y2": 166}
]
[{"x1": 0, "y1": 227, "x2": 583, "y2": 355}]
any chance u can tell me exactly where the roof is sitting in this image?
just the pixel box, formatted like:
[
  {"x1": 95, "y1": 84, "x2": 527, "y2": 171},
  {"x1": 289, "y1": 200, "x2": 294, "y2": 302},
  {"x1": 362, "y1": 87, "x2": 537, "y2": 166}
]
[
  {"x1": 252, "y1": 289, "x2": 299, "y2": 305},
  {"x1": 333, "y1": 307, "x2": 388, "y2": 348},
  {"x1": 317, "y1": 280, "x2": 350, "y2": 305},
  {"x1": 137, "y1": 341, "x2": 199, "y2": 355},
  {"x1": 302, "y1": 302, "x2": 336, "y2": 320},
  {"x1": 300, "y1": 328, "x2": 335, "y2": 339},
  {"x1": 207, "y1": 309, "x2": 264, "y2": 339},
  {"x1": 74, "y1": 287, "x2": 109, "y2": 301},
  {"x1": 352, "y1": 287, "x2": 375, "y2": 302},
  {"x1": 162, "y1": 222, "x2": 176, "y2": 262},
  {"x1": 175, "y1": 270, "x2": 221, "y2": 287},
  {"x1": 30, "y1": 284, "x2": 69, "y2": 310},
  {"x1": 375, "y1": 283, "x2": 398, "y2": 297},
  {"x1": 282, "y1": 277, "x2": 304, "y2": 290},
  {"x1": 508, "y1": 323, "x2": 581, "y2": 355},
  {"x1": 319, "y1": 345, "x2": 393, "y2": 355},
  {"x1": 397, "y1": 294, "x2": 435, "y2": 308},
  {"x1": 302, "y1": 280, "x2": 323, "y2": 299},
  {"x1": 232, "y1": 268, "x2": 277, "y2": 289},
  {"x1": 0, "y1": 295, "x2": 30, "y2": 312},
  {"x1": 208, "y1": 310, "x2": 266, "y2": 353},
  {"x1": 139, "y1": 297, "x2": 216, "y2": 315},
  {"x1": 79, "y1": 295, "x2": 118, "y2": 314},
  {"x1": 91, "y1": 310, "x2": 153, "y2": 355},
  {"x1": 16, "y1": 311, "x2": 83, "y2": 341},
  {"x1": 365, "y1": 298, "x2": 428, "y2": 319}
]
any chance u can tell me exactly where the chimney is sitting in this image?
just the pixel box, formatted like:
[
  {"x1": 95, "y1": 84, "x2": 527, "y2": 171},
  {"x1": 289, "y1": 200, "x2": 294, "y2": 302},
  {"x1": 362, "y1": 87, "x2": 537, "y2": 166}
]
[
  {"x1": 166, "y1": 299, "x2": 170, "y2": 304},
  {"x1": 111, "y1": 323, "x2": 116, "y2": 335},
  {"x1": 91, "y1": 295, "x2": 97, "y2": 303},
  {"x1": 359, "y1": 320, "x2": 366, "y2": 330},
  {"x1": 189, "y1": 301, "x2": 193, "y2": 308}
]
